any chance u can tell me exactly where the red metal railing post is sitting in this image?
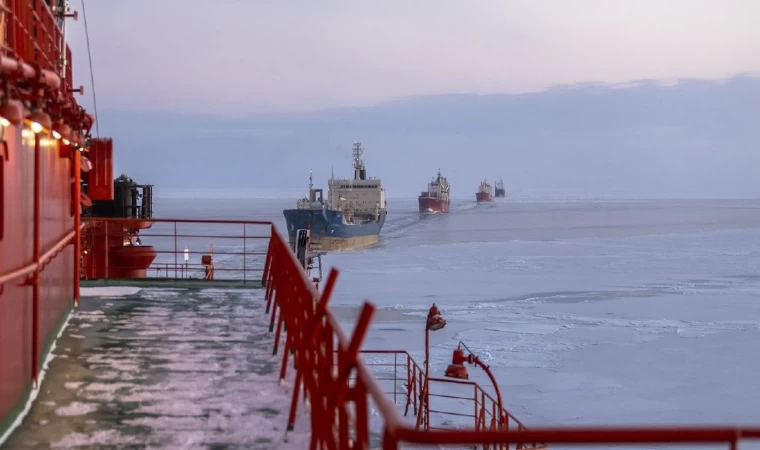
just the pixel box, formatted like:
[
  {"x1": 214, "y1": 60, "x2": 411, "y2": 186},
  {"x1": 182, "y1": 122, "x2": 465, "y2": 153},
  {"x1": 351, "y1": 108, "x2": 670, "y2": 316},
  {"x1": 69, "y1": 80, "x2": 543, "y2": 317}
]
[
  {"x1": 426, "y1": 326, "x2": 431, "y2": 428},
  {"x1": 269, "y1": 274, "x2": 279, "y2": 332},
  {"x1": 474, "y1": 384, "x2": 478, "y2": 433},
  {"x1": 394, "y1": 352, "x2": 398, "y2": 404},
  {"x1": 31, "y1": 131, "x2": 41, "y2": 387},
  {"x1": 265, "y1": 255, "x2": 275, "y2": 313},
  {"x1": 406, "y1": 354, "x2": 411, "y2": 406},
  {"x1": 382, "y1": 428, "x2": 399, "y2": 450},
  {"x1": 272, "y1": 293, "x2": 286, "y2": 355},
  {"x1": 173, "y1": 221, "x2": 177, "y2": 279},
  {"x1": 243, "y1": 223, "x2": 246, "y2": 283},
  {"x1": 286, "y1": 269, "x2": 339, "y2": 434},
  {"x1": 73, "y1": 148, "x2": 80, "y2": 307},
  {"x1": 480, "y1": 391, "x2": 487, "y2": 432},
  {"x1": 354, "y1": 375, "x2": 370, "y2": 447},
  {"x1": 404, "y1": 355, "x2": 416, "y2": 417},
  {"x1": 104, "y1": 221, "x2": 109, "y2": 279},
  {"x1": 262, "y1": 225, "x2": 274, "y2": 288},
  {"x1": 331, "y1": 303, "x2": 376, "y2": 447}
]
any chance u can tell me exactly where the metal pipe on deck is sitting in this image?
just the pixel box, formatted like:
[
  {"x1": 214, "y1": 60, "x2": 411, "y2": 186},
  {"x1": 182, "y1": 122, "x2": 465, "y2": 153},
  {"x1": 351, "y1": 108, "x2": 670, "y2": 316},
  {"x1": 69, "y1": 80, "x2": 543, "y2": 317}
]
[{"x1": 0, "y1": 56, "x2": 62, "y2": 90}]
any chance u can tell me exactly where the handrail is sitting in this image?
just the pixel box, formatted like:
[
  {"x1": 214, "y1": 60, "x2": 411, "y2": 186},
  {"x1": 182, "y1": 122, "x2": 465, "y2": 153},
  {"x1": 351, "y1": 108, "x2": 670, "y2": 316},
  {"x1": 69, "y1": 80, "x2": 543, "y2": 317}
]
[
  {"x1": 394, "y1": 427, "x2": 760, "y2": 445},
  {"x1": 360, "y1": 348, "x2": 532, "y2": 439},
  {"x1": 80, "y1": 218, "x2": 272, "y2": 281},
  {"x1": 263, "y1": 222, "x2": 760, "y2": 449},
  {"x1": 82, "y1": 217, "x2": 274, "y2": 225},
  {"x1": 0, "y1": 229, "x2": 76, "y2": 285}
]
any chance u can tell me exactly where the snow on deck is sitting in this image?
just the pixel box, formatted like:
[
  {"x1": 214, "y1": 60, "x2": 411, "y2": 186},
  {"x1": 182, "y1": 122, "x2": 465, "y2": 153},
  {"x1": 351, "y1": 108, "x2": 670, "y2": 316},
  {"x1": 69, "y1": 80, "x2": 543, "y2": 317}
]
[{"x1": 4, "y1": 287, "x2": 311, "y2": 449}]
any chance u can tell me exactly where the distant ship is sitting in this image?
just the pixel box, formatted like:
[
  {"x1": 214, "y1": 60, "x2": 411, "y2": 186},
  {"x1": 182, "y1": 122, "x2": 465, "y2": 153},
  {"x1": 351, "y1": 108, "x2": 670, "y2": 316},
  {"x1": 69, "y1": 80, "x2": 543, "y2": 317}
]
[
  {"x1": 476, "y1": 178, "x2": 493, "y2": 202},
  {"x1": 495, "y1": 177, "x2": 506, "y2": 198},
  {"x1": 418, "y1": 169, "x2": 451, "y2": 214},
  {"x1": 283, "y1": 142, "x2": 387, "y2": 251}
]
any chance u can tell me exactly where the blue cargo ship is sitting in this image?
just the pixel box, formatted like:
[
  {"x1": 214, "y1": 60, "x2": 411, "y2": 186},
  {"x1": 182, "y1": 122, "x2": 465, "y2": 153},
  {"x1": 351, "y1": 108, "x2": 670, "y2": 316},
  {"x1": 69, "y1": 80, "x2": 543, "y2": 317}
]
[{"x1": 283, "y1": 142, "x2": 388, "y2": 251}]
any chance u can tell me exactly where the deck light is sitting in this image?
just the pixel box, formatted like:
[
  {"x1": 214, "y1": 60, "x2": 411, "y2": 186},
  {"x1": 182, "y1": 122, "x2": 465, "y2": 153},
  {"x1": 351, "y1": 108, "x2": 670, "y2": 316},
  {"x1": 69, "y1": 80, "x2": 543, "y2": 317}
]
[
  {"x1": 445, "y1": 346, "x2": 469, "y2": 380},
  {"x1": 28, "y1": 110, "x2": 52, "y2": 134},
  {"x1": 444, "y1": 341, "x2": 505, "y2": 429},
  {"x1": 417, "y1": 303, "x2": 447, "y2": 430},
  {"x1": 52, "y1": 122, "x2": 72, "y2": 141},
  {"x1": 426, "y1": 303, "x2": 446, "y2": 331}
]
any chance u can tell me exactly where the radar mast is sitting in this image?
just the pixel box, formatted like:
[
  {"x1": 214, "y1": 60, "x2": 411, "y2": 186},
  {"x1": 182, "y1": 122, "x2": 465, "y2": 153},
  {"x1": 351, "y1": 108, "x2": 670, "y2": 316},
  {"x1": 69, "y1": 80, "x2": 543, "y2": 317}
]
[{"x1": 352, "y1": 141, "x2": 367, "y2": 180}]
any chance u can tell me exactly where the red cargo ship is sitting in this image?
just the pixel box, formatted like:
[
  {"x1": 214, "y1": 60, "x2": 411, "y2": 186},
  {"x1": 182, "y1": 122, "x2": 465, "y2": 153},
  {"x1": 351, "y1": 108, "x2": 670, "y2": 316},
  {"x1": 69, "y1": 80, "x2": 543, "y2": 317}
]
[
  {"x1": 475, "y1": 178, "x2": 493, "y2": 202},
  {"x1": 418, "y1": 169, "x2": 451, "y2": 214}
]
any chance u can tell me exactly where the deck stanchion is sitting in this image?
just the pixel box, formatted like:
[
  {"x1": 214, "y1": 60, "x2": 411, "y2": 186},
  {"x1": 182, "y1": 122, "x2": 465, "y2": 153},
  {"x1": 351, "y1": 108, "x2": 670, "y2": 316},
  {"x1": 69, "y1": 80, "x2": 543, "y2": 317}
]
[
  {"x1": 243, "y1": 223, "x2": 246, "y2": 282},
  {"x1": 173, "y1": 222, "x2": 177, "y2": 279}
]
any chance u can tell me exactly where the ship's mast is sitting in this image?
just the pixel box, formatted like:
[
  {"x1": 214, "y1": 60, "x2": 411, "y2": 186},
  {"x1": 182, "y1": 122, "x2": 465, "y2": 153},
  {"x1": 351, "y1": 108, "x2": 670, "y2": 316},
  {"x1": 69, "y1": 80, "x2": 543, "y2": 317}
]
[{"x1": 353, "y1": 141, "x2": 366, "y2": 180}]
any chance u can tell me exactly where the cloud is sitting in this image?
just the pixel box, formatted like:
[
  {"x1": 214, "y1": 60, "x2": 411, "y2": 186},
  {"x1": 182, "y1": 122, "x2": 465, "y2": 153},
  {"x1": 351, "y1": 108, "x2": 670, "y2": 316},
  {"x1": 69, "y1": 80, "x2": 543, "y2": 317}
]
[
  {"x1": 98, "y1": 75, "x2": 760, "y2": 198},
  {"x1": 65, "y1": 0, "x2": 760, "y2": 115}
]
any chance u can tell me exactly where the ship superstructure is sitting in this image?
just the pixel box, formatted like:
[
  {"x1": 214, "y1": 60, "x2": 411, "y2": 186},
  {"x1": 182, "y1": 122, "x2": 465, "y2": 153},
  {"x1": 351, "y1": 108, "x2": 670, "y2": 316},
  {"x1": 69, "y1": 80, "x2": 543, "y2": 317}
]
[
  {"x1": 495, "y1": 177, "x2": 506, "y2": 197},
  {"x1": 283, "y1": 142, "x2": 387, "y2": 251},
  {"x1": 418, "y1": 169, "x2": 451, "y2": 213},
  {"x1": 476, "y1": 178, "x2": 493, "y2": 202}
]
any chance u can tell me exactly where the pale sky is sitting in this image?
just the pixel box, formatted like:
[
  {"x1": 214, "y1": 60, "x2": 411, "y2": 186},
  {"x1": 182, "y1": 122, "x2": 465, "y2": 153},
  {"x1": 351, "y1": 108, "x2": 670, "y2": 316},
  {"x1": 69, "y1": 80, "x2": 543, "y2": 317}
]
[{"x1": 67, "y1": 0, "x2": 760, "y2": 115}]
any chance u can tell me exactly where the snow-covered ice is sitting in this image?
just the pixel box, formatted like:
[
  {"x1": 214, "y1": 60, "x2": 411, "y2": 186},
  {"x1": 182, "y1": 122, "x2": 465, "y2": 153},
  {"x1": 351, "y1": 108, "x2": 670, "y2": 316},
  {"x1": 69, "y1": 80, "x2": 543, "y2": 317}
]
[{"x1": 4, "y1": 287, "x2": 311, "y2": 449}]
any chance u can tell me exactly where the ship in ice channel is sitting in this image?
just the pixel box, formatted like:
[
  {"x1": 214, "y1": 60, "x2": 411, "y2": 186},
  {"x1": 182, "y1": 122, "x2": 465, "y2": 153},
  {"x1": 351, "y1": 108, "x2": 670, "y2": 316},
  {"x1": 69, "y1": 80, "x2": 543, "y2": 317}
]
[{"x1": 283, "y1": 142, "x2": 387, "y2": 252}]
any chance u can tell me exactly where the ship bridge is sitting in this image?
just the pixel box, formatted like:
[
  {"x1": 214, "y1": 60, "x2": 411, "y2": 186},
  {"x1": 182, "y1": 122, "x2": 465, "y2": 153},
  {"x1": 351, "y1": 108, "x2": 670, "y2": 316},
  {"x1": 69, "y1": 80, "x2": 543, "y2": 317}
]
[{"x1": 327, "y1": 142, "x2": 387, "y2": 215}]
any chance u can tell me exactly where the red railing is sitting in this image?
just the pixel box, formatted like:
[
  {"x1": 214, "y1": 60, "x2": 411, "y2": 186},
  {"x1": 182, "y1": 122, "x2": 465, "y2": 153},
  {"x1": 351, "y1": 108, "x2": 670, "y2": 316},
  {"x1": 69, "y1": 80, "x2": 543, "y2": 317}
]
[
  {"x1": 263, "y1": 222, "x2": 760, "y2": 449},
  {"x1": 80, "y1": 218, "x2": 273, "y2": 282},
  {"x1": 361, "y1": 350, "x2": 534, "y2": 445}
]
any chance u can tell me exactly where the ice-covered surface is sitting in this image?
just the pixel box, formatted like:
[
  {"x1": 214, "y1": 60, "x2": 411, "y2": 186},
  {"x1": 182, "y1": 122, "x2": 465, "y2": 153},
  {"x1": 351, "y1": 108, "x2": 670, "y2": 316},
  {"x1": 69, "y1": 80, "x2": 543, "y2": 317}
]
[
  {"x1": 4, "y1": 288, "x2": 312, "y2": 449},
  {"x1": 0, "y1": 314, "x2": 72, "y2": 449},
  {"x1": 79, "y1": 287, "x2": 143, "y2": 298},
  {"x1": 9, "y1": 196, "x2": 758, "y2": 449},
  {"x1": 147, "y1": 195, "x2": 760, "y2": 448},
  {"x1": 322, "y1": 198, "x2": 760, "y2": 447}
]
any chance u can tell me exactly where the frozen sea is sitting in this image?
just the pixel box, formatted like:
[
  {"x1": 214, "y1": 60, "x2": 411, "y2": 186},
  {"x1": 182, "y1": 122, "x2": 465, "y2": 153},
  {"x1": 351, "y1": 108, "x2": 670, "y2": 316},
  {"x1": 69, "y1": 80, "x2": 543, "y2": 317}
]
[
  {"x1": 5, "y1": 193, "x2": 760, "y2": 449},
  {"x1": 160, "y1": 193, "x2": 760, "y2": 428}
]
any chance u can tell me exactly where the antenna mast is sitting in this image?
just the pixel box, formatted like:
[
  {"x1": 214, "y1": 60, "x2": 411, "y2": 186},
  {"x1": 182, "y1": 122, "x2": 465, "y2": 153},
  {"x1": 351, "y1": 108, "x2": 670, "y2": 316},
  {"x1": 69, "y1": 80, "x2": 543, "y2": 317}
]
[
  {"x1": 352, "y1": 141, "x2": 366, "y2": 180},
  {"x1": 352, "y1": 142, "x2": 364, "y2": 171}
]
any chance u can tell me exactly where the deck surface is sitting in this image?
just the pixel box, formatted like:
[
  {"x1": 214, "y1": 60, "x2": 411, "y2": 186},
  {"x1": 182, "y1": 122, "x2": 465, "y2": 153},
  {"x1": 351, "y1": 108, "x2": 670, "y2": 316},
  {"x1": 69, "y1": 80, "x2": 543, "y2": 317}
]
[
  {"x1": 3, "y1": 286, "x2": 308, "y2": 449},
  {"x1": 80, "y1": 278, "x2": 263, "y2": 289}
]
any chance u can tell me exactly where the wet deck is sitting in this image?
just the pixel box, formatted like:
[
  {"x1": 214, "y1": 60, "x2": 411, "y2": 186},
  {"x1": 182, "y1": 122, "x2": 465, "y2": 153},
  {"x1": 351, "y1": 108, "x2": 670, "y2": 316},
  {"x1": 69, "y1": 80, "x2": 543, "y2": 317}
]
[{"x1": 3, "y1": 287, "x2": 308, "y2": 449}]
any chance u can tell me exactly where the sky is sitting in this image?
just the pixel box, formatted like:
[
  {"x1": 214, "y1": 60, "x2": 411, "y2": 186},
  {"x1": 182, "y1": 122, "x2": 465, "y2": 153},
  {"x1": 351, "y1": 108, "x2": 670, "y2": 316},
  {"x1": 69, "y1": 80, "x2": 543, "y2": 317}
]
[{"x1": 62, "y1": 1, "x2": 760, "y2": 197}]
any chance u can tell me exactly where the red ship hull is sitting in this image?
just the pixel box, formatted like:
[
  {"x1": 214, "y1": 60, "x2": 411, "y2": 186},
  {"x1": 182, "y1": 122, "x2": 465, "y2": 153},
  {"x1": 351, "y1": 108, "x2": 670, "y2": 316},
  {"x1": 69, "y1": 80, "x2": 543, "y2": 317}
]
[
  {"x1": 0, "y1": 2, "x2": 136, "y2": 441},
  {"x1": 476, "y1": 192, "x2": 492, "y2": 202},
  {"x1": 0, "y1": 126, "x2": 77, "y2": 440},
  {"x1": 418, "y1": 196, "x2": 451, "y2": 213}
]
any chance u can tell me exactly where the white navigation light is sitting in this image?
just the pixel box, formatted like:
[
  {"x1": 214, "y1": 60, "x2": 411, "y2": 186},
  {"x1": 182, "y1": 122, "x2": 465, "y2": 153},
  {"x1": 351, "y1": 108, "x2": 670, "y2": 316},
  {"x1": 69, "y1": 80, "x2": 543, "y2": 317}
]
[{"x1": 184, "y1": 247, "x2": 189, "y2": 263}]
